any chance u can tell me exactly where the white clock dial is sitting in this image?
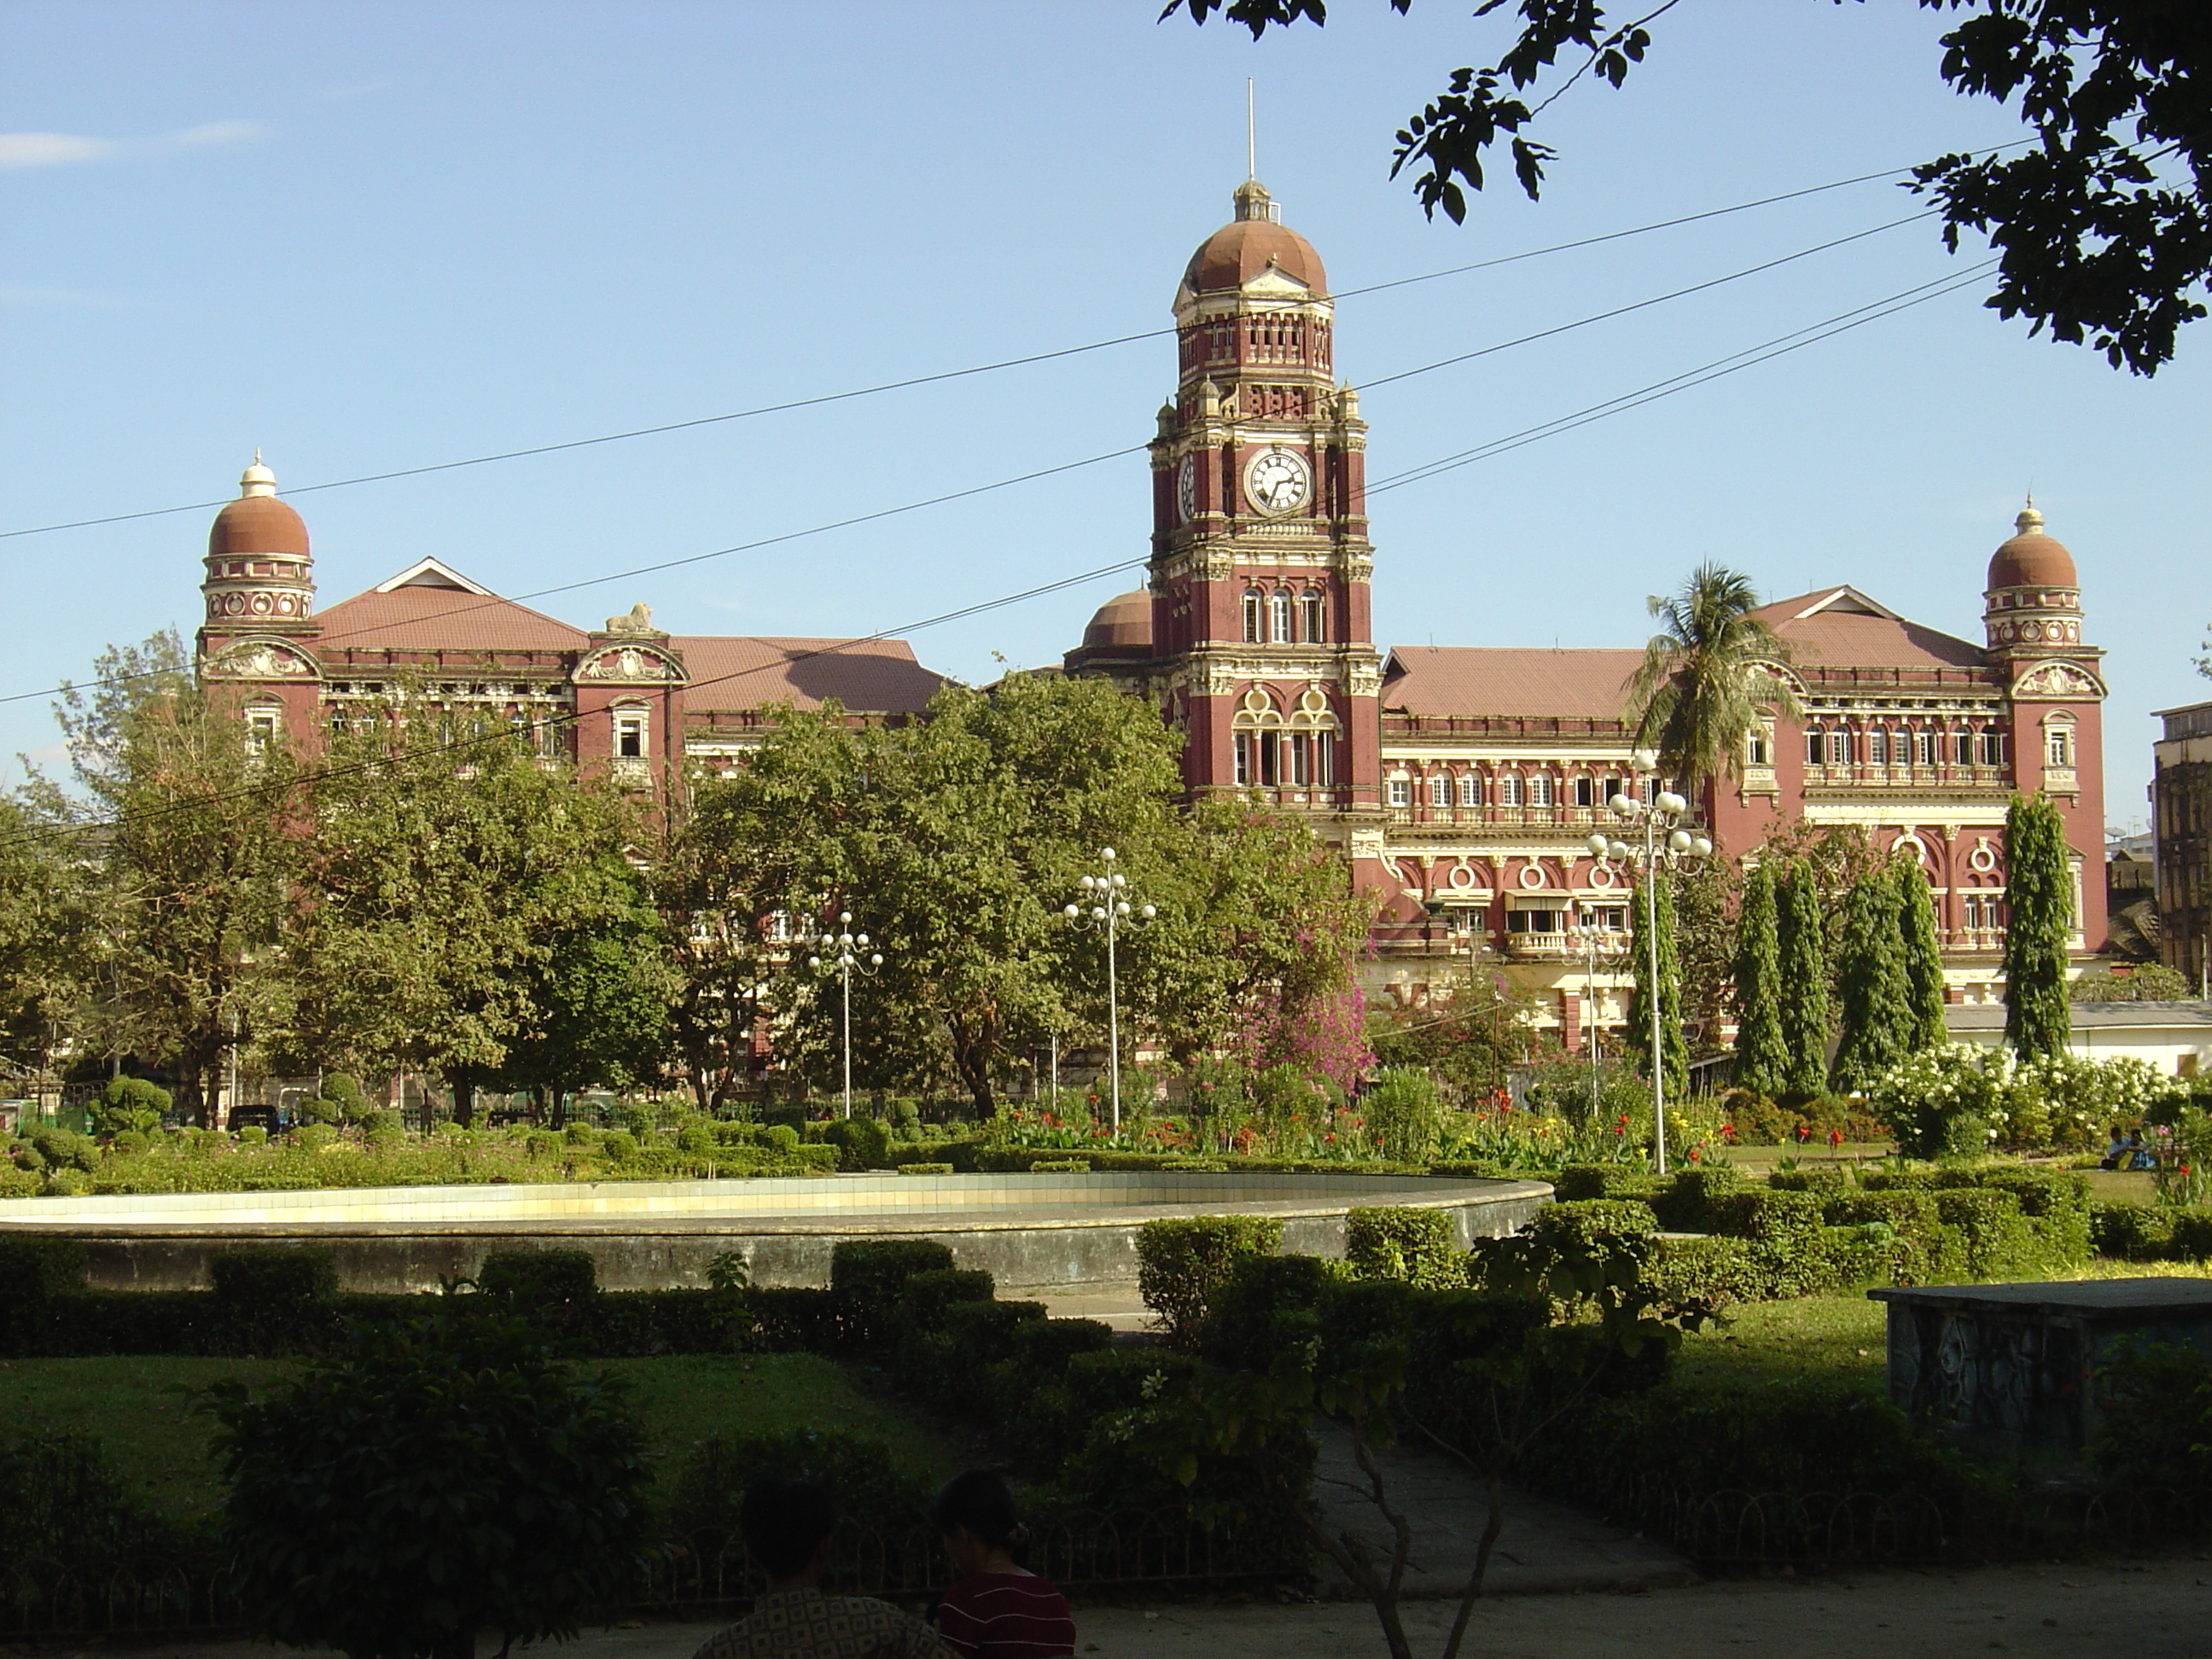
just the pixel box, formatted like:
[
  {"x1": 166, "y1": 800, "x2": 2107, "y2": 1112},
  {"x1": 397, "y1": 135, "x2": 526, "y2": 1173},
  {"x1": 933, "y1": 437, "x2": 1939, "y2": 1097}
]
[
  {"x1": 1176, "y1": 455, "x2": 1197, "y2": 524},
  {"x1": 1244, "y1": 446, "x2": 1311, "y2": 516}
]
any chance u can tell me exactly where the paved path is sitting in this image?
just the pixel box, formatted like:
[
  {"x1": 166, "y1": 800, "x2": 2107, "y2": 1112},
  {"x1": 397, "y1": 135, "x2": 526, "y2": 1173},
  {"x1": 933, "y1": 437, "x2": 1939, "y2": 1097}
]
[
  {"x1": 1033, "y1": 1282, "x2": 1691, "y2": 1598},
  {"x1": 104, "y1": 1561, "x2": 2212, "y2": 1659}
]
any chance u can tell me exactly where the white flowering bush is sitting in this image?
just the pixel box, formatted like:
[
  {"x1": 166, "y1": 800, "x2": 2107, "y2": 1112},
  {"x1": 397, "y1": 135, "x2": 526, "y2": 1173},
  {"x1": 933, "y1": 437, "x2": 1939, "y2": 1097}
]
[{"x1": 1869, "y1": 1044, "x2": 2184, "y2": 1155}]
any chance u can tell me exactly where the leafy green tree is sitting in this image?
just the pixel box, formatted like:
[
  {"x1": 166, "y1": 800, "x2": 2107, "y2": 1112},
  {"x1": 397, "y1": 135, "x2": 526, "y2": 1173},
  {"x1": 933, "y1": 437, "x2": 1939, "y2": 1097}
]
[
  {"x1": 1623, "y1": 870, "x2": 1684, "y2": 1100},
  {"x1": 1776, "y1": 859, "x2": 1831, "y2": 1097},
  {"x1": 1831, "y1": 866, "x2": 1914, "y2": 1092},
  {"x1": 1366, "y1": 975, "x2": 1538, "y2": 1105},
  {"x1": 1166, "y1": 0, "x2": 2212, "y2": 375},
  {"x1": 89, "y1": 1076, "x2": 171, "y2": 1137},
  {"x1": 826, "y1": 672, "x2": 1186, "y2": 1115},
  {"x1": 1729, "y1": 862, "x2": 1788, "y2": 1098},
  {"x1": 1138, "y1": 801, "x2": 1376, "y2": 1083},
  {"x1": 205, "y1": 1307, "x2": 654, "y2": 1659},
  {"x1": 1623, "y1": 563, "x2": 1803, "y2": 793},
  {"x1": 2003, "y1": 791, "x2": 2076, "y2": 1059},
  {"x1": 655, "y1": 705, "x2": 870, "y2": 1111},
  {"x1": 487, "y1": 855, "x2": 677, "y2": 1107},
  {"x1": 1898, "y1": 863, "x2": 1950, "y2": 1049},
  {"x1": 31, "y1": 630, "x2": 294, "y2": 1126},
  {"x1": 267, "y1": 694, "x2": 651, "y2": 1126}
]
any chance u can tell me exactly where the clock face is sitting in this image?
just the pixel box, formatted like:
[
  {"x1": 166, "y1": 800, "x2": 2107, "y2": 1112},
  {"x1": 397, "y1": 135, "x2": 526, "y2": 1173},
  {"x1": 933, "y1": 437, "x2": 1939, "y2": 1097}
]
[
  {"x1": 1245, "y1": 446, "x2": 1311, "y2": 516},
  {"x1": 1175, "y1": 455, "x2": 1197, "y2": 524}
]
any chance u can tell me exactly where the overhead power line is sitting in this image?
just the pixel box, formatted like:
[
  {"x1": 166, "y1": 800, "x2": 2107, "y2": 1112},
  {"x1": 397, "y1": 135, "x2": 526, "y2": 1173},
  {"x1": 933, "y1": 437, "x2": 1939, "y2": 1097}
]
[
  {"x1": 1, "y1": 207, "x2": 1951, "y2": 713},
  {"x1": 6, "y1": 261, "x2": 1994, "y2": 852},
  {"x1": 0, "y1": 154, "x2": 1975, "y2": 544}
]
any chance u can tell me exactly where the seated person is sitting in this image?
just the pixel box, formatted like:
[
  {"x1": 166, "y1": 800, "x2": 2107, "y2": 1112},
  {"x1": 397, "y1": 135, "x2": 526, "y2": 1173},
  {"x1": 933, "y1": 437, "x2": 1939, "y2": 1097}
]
[
  {"x1": 2101, "y1": 1126, "x2": 2128, "y2": 1170},
  {"x1": 2125, "y1": 1130, "x2": 2157, "y2": 1172},
  {"x1": 691, "y1": 1477, "x2": 955, "y2": 1659},
  {"x1": 929, "y1": 1470, "x2": 1075, "y2": 1659}
]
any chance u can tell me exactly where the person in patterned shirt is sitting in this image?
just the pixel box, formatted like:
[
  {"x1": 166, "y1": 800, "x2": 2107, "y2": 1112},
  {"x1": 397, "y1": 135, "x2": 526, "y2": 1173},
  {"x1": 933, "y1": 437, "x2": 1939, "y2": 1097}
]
[
  {"x1": 690, "y1": 1478, "x2": 956, "y2": 1659},
  {"x1": 928, "y1": 1471, "x2": 1075, "y2": 1659}
]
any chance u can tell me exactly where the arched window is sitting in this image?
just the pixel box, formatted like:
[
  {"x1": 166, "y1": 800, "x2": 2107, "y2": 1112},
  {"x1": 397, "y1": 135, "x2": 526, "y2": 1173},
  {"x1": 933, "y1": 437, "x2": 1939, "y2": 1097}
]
[
  {"x1": 1528, "y1": 773, "x2": 1554, "y2": 808},
  {"x1": 1428, "y1": 774, "x2": 1450, "y2": 808},
  {"x1": 1300, "y1": 590, "x2": 1325, "y2": 643},
  {"x1": 1459, "y1": 774, "x2": 1483, "y2": 808},
  {"x1": 1269, "y1": 591, "x2": 1294, "y2": 643},
  {"x1": 2044, "y1": 713, "x2": 2075, "y2": 768},
  {"x1": 1243, "y1": 590, "x2": 1263, "y2": 643},
  {"x1": 1499, "y1": 774, "x2": 1524, "y2": 807}
]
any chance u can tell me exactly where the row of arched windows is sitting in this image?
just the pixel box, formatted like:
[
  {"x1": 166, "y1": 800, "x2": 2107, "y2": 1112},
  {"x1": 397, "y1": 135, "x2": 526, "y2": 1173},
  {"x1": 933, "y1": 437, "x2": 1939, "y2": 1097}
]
[
  {"x1": 1243, "y1": 586, "x2": 1326, "y2": 644},
  {"x1": 1182, "y1": 314, "x2": 1333, "y2": 373},
  {"x1": 1802, "y1": 722, "x2": 2011, "y2": 770},
  {"x1": 1386, "y1": 766, "x2": 1661, "y2": 813}
]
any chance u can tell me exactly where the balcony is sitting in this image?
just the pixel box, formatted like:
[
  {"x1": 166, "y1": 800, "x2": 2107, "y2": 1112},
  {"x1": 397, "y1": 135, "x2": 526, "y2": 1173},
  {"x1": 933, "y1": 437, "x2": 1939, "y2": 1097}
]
[{"x1": 1504, "y1": 931, "x2": 1573, "y2": 961}]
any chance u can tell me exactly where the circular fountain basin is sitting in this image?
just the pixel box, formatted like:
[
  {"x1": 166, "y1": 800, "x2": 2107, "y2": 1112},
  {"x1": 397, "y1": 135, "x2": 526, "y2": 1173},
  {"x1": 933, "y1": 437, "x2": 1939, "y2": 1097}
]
[{"x1": 1, "y1": 1170, "x2": 1551, "y2": 1294}]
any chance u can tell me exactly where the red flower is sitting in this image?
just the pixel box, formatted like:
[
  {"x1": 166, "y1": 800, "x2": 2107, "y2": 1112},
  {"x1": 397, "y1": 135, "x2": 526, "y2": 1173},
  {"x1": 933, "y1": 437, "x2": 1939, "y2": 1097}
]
[
  {"x1": 1325, "y1": 1132, "x2": 1336, "y2": 1144},
  {"x1": 2183, "y1": 1164, "x2": 2194, "y2": 1178},
  {"x1": 1690, "y1": 1147, "x2": 1703, "y2": 1163}
]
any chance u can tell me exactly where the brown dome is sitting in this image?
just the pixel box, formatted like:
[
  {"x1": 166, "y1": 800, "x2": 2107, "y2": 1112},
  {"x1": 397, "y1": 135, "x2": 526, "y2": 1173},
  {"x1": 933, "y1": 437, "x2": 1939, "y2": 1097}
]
[
  {"x1": 1082, "y1": 590, "x2": 1153, "y2": 653},
  {"x1": 1181, "y1": 180, "x2": 1327, "y2": 295},
  {"x1": 1987, "y1": 505, "x2": 2075, "y2": 591},
  {"x1": 209, "y1": 492, "x2": 311, "y2": 560}
]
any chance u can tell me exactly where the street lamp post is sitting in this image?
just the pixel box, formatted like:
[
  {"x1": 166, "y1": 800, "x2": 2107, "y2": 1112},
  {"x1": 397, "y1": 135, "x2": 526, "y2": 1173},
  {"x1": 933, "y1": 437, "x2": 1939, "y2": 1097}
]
[
  {"x1": 1062, "y1": 847, "x2": 1156, "y2": 1133},
  {"x1": 808, "y1": 911, "x2": 884, "y2": 1121},
  {"x1": 1587, "y1": 749, "x2": 1712, "y2": 1173},
  {"x1": 1571, "y1": 904, "x2": 1632, "y2": 1121}
]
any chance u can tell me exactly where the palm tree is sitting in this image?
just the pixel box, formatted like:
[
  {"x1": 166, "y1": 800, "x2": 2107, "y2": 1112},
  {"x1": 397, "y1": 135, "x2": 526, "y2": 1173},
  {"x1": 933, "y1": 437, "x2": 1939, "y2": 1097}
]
[{"x1": 1624, "y1": 562, "x2": 1804, "y2": 792}]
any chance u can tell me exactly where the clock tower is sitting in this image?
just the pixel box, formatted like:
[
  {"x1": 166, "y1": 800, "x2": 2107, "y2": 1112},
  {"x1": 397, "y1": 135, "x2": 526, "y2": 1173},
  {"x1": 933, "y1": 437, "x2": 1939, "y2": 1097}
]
[{"x1": 1144, "y1": 179, "x2": 1387, "y2": 877}]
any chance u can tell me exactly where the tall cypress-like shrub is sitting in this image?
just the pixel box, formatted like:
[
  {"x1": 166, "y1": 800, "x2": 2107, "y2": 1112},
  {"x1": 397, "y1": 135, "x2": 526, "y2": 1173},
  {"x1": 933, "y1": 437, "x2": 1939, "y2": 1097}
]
[
  {"x1": 1730, "y1": 862, "x2": 1788, "y2": 1097},
  {"x1": 1626, "y1": 870, "x2": 1686, "y2": 1100},
  {"x1": 2003, "y1": 793, "x2": 2075, "y2": 1060},
  {"x1": 1831, "y1": 866, "x2": 1912, "y2": 1091},
  {"x1": 1897, "y1": 861, "x2": 1948, "y2": 1051},
  {"x1": 1777, "y1": 859, "x2": 1831, "y2": 1097}
]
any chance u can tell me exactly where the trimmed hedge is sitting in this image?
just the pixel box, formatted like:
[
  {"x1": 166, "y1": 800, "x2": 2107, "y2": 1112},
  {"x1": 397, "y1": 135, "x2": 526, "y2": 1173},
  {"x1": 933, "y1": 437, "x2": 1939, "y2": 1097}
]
[
  {"x1": 830, "y1": 1240, "x2": 955, "y2": 1350},
  {"x1": 1344, "y1": 1206, "x2": 1464, "y2": 1289},
  {"x1": 1135, "y1": 1215, "x2": 1284, "y2": 1348}
]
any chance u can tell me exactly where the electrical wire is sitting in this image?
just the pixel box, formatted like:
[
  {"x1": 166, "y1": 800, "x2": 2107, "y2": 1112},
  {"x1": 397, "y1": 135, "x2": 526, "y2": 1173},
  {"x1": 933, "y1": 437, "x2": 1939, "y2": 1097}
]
[
  {"x1": 0, "y1": 153, "x2": 1988, "y2": 544},
  {"x1": 0, "y1": 207, "x2": 1953, "y2": 713},
  {"x1": 3, "y1": 259, "x2": 1996, "y2": 852}
]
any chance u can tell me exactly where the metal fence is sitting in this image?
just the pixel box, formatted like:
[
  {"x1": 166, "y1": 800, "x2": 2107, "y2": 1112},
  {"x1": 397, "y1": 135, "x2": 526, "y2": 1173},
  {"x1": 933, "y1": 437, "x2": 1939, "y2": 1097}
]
[{"x1": 0, "y1": 1508, "x2": 1284, "y2": 1639}]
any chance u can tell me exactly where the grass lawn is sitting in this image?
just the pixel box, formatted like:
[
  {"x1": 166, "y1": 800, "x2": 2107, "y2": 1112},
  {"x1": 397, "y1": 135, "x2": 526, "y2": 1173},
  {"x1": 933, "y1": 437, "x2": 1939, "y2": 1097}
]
[{"x1": 0, "y1": 1351, "x2": 962, "y2": 1524}]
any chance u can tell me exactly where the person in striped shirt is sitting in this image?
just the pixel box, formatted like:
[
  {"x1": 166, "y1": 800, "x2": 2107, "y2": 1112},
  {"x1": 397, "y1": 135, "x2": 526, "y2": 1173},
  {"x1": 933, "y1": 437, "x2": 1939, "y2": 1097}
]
[{"x1": 928, "y1": 1471, "x2": 1076, "y2": 1659}]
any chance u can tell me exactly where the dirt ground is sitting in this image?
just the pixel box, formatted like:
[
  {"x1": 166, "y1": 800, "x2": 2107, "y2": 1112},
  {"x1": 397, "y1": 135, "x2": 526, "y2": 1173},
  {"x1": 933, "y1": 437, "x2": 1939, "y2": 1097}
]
[{"x1": 90, "y1": 1557, "x2": 2210, "y2": 1659}]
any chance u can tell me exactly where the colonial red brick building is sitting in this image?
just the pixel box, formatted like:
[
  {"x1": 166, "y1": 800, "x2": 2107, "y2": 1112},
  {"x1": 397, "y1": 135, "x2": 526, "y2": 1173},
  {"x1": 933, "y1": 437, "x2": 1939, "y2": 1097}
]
[
  {"x1": 1066, "y1": 180, "x2": 2110, "y2": 1039},
  {"x1": 195, "y1": 457, "x2": 947, "y2": 779}
]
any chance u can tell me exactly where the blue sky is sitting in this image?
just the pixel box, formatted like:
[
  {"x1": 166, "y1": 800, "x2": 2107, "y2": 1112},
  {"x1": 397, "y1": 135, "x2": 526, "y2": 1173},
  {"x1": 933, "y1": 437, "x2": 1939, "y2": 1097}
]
[{"x1": 1, "y1": 1, "x2": 2203, "y2": 824}]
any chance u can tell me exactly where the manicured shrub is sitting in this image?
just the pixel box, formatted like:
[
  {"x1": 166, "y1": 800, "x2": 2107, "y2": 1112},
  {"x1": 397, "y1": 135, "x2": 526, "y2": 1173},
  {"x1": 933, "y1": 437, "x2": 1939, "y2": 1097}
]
[
  {"x1": 208, "y1": 1309, "x2": 655, "y2": 1659},
  {"x1": 832, "y1": 1239, "x2": 955, "y2": 1350},
  {"x1": 0, "y1": 1237, "x2": 87, "y2": 1301},
  {"x1": 1551, "y1": 1164, "x2": 1663, "y2": 1203},
  {"x1": 897, "y1": 1268, "x2": 996, "y2": 1326},
  {"x1": 1344, "y1": 1206, "x2": 1464, "y2": 1289},
  {"x1": 600, "y1": 1130, "x2": 639, "y2": 1164},
  {"x1": 1136, "y1": 1215, "x2": 1284, "y2": 1348},
  {"x1": 1651, "y1": 1164, "x2": 1749, "y2": 1232},
  {"x1": 1824, "y1": 1190, "x2": 1953, "y2": 1283},
  {"x1": 805, "y1": 1116, "x2": 891, "y2": 1172},
  {"x1": 1933, "y1": 1188, "x2": 2038, "y2": 1279},
  {"x1": 2090, "y1": 1201, "x2": 2170, "y2": 1260},
  {"x1": 212, "y1": 1247, "x2": 339, "y2": 1305},
  {"x1": 2168, "y1": 1209, "x2": 2212, "y2": 1261},
  {"x1": 1201, "y1": 1253, "x2": 1342, "y2": 1371},
  {"x1": 2093, "y1": 1339, "x2": 2212, "y2": 1486},
  {"x1": 1644, "y1": 1234, "x2": 1771, "y2": 1307},
  {"x1": 90, "y1": 1077, "x2": 170, "y2": 1138},
  {"x1": 897, "y1": 1161, "x2": 953, "y2": 1176},
  {"x1": 1028, "y1": 1158, "x2": 1091, "y2": 1173},
  {"x1": 1966, "y1": 1167, "x2": 2091, "y2": 1264},
  {"x1": 1706, "y1": 1190, "x2": 1825, "y2": 1243},
  {"x1": 477, "y1": 1249, "x2": 597, "y2": 1307},
  {"x1": 1528, "y1": 1198, "x2": 1659, "y2": 1252}
]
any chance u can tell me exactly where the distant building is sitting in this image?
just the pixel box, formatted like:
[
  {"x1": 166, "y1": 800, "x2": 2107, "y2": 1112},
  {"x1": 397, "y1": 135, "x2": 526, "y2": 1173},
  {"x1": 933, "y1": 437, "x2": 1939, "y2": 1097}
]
[
  {"x1": 1064, "y1": 178, "x2": 2112, "y2": 1045},
  {"x1": 2154, "y1": 699, "x2": 2212, "y2": 994},
  {"x1": 193, "y1": 458, "x2": 948, "y2": 785},
  {"x1": 1945, "y1": 1000, "x2": 2212, "y2": 1080}
]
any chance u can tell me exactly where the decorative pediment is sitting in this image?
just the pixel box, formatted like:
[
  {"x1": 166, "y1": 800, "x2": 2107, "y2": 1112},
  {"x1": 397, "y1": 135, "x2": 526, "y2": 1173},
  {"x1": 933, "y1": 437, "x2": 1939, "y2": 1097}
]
[
  {"x1": 206, "y1": 638, "x2": 318, "y2": 680},
  {"x1": 578, "y1": 643, "x2": 685, "y2": 684},
  {"x1": 2011, "y1": 659, "x2": 2105, "y2": 701}
]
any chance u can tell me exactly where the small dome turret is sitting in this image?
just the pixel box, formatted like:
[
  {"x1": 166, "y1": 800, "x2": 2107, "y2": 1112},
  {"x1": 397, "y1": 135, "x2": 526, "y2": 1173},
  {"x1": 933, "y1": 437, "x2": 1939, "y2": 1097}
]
[
  {"x1": 201, "y1": 455, "x2": 317, "y2": 629},
  {"x1": 1988, "y1": 503, "x2": 2078, "y2": 591}
]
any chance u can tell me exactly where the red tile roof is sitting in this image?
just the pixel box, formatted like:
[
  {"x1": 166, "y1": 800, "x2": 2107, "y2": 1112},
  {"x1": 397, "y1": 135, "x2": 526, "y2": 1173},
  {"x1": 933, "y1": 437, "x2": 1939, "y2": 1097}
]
[
  {"x1": 1382, "y1": 646, "x2": 1643, "y2": 720},
  {"x1": 1752, "y1": 590, "x2": 1987, "y2": 671},
  {"x1": 673, "y1": 635, "x2": 947, "y2": 715},
  {"x1": 316, "y1": 583, "x2": 590, "y2": 653}
]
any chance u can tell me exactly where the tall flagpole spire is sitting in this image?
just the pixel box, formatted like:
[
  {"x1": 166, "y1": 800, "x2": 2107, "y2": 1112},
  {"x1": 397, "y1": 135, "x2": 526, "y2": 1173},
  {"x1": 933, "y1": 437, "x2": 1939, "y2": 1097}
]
[{"x1": 1247, "y1": 77, "x2": 1256, "y2": 179}]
